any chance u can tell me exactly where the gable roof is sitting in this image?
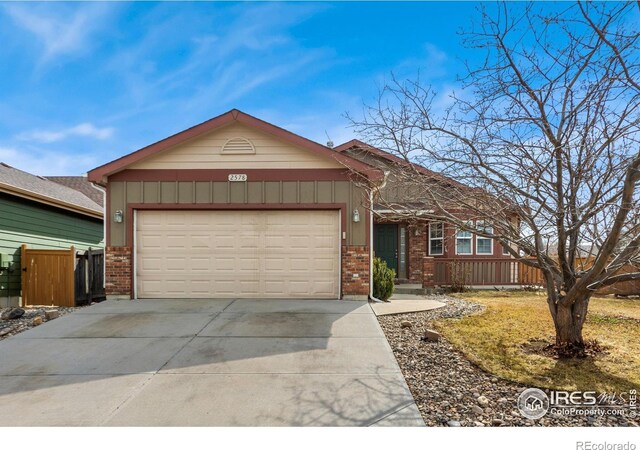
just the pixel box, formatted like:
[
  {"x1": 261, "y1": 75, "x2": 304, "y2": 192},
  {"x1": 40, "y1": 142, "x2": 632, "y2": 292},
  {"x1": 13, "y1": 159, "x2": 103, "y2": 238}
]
[
  {"x1": 334, "y1": 139, "x2": 465, "y2": 188},
  {"x1": 47, "y1": 176, "x2": 104, "y2": 207},
  {"x1": 88, "y1": 109, "x2": 382, "y2": 184},
  {"x1": 0, "y1": 163, "x2": 103, "y2": 219}
]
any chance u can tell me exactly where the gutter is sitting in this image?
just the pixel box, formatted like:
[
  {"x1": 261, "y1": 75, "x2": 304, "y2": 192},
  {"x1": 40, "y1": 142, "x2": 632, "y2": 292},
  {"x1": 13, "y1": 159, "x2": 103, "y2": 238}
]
[{"x1": 0, "y1": 182, "x2": 103, "y2": 220}]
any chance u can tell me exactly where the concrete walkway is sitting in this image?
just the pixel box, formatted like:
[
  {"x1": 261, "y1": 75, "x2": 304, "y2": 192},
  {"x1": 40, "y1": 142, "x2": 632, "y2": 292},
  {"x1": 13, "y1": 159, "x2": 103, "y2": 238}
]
[
  {"x1": 0, "y1": 299, "x2": 424, "y2": 426},
  {"x1": 371, "y1": 294, "x2": 446, "y2": 316}
]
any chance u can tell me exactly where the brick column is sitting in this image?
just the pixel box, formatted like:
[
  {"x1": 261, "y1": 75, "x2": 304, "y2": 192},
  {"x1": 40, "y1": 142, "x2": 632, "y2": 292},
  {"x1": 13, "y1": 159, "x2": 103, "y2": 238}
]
[
  {"x1": 422, "y1": 256, "x2": 435, "y2": 289},
  {"x1": 342, "y1": 245, "x2": 370, "y2": 299},
  {"x1": 105, "y1": 246, "x2": 132, "y2": 299},
  {"x1": 408, "y1": 223, "x2": 427, "y2": 283}
]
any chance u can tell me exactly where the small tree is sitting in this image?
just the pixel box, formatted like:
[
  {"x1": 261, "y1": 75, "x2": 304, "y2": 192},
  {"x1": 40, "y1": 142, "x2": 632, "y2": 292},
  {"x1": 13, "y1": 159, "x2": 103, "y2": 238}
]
[{"x1": 350, "y1": 2, "x2": 640, "y2": 356}]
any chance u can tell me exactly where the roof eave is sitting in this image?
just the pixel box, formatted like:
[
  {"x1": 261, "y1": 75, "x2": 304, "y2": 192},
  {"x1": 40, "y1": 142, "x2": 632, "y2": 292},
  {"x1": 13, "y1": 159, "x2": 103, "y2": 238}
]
[{"x1": 0, "y1": 183, "x2": 103, "y2": 220}]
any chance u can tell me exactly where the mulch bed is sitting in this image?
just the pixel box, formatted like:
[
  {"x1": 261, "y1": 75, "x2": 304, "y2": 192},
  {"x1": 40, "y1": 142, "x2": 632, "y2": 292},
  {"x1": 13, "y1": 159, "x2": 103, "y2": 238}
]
[{"x1": 376, "y1": 296, "x2": 639, "y2": 427}]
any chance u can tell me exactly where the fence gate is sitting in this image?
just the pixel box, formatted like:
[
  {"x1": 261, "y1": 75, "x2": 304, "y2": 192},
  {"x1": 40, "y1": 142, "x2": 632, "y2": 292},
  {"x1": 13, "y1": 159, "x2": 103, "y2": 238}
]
[
  {"x1": 21, "y1": 245, "x2": 106, "y2": 307},
  {"x1": 21, "y1": 245, "x2": 76, "y2": 307}
]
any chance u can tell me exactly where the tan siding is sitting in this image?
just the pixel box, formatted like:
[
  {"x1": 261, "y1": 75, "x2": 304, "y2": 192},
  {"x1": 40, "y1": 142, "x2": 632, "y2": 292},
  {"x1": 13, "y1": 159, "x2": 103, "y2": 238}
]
[
  {"x1": 265, "y1": 182, "x2": 280, "y2": 203},
  {"x1": 282, "y1": 181, "x2": 297, "y2": 203},
  {"x1": 229, "y1": 182, "x2": 245, "y2": 203},
  {"x1": 247, "y1": 182, "x2": 262, "y2": 203},
  {"x1": 126, "y1": 181, "x2": 143, "y2": 204},
  {"x1": 128, "y1": 123, "x2": 343, "y2": 170},
  {"x1": 300, "y1": 181, "x2": 315, "y2": 203},
  {"x1": 212, "y1": 182, "x2": 228, "y2": 203},
  {"x1": 317, "y1": 181, "x2": 333, "y2": 203},
  {"x1": 195, "y1": 182, "x2": 210, "y2": 203},
  {"x1": 160, "y1": 182, "x2": 176, "y2": 203},
  {"x1": 110, "y1": 181, "x2": 125, "y2": 246},
  {"x1": 178, "y1": 182, "x2": 193, "y2": 204},
  {"x1": 143, "y1": 181, "x2": 159, "y2": 203},
  {"x1": 110, "y1": 179, "x2": 369, "y2": 247}
]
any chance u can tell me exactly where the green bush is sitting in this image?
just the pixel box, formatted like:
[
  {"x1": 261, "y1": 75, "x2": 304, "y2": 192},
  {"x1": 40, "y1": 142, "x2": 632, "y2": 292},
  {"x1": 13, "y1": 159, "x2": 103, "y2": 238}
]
[{"x1": 373, "y1": 257, "x2": 396, "y2": 301}]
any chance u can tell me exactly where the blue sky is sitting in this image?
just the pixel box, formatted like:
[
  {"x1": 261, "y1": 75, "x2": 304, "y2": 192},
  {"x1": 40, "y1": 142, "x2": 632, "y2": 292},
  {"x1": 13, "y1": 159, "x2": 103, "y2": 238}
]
[{"x1": 0, "y1": 1, "x2": 487, "y2": 175}]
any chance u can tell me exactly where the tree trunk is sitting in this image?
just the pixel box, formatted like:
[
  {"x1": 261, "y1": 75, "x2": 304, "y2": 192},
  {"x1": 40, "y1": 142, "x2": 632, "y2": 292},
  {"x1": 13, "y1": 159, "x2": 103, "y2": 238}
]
[{"x1": 549, "y1": 292, "x2": 591, "y2": 357}]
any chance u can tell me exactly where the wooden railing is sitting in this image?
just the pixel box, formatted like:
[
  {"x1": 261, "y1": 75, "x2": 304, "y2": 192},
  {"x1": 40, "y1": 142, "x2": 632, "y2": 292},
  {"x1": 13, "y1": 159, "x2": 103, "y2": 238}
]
[{"x1": 432, "y1": 258, "x2": 544, "y2": 286}]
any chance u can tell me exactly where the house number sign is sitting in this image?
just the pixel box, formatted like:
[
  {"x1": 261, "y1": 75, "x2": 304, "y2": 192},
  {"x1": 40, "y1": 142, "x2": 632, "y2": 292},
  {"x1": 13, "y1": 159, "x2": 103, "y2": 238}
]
[{"x1": 228, "y1": 174, "x2": 247, "y2": 182}]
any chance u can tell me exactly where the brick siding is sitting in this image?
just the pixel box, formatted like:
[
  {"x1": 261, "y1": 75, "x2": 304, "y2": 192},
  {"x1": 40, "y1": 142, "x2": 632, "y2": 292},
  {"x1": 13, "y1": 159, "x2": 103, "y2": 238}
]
[
  {"x1": 105, "y1": 246, "x2": 131, "y2": 296},
  {"x1": 342, "y1": 245, "x2": 370, "y2": 296},
  {"x1": 408, "y1": 223, "x2": 427, "y2": 283}
]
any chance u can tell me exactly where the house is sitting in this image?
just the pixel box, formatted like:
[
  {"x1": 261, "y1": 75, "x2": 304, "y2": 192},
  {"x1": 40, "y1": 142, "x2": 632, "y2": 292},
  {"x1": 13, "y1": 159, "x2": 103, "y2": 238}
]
[
  {"x1": 0, "y1": 164, "x2": 104, "y2": 307},
  {"x1": 335, "y1": 139, "x2": 515, "y2": 288},
  {"x1": 88, "y1": 109, "x2": 519, "y2": 301},
  {"x1": 88, "y1": 110, "x2": 383, "y2": 300}
]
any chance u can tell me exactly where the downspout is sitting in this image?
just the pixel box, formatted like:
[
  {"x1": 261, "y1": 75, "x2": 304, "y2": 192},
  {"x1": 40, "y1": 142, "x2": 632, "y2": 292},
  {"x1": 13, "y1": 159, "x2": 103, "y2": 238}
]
[
  {"x1": 90, "y1": 180, "x2": 107, "y2": 290},
  {"x1": 369, "y1": 170, "x2": 390, "y2": 302}
]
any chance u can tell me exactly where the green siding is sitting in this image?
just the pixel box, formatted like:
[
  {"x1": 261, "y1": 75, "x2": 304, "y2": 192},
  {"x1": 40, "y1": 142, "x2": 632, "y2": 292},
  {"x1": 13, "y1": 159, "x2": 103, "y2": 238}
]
[{"x1": 0, "y1": 193, "x2": 104, "y2": 298}]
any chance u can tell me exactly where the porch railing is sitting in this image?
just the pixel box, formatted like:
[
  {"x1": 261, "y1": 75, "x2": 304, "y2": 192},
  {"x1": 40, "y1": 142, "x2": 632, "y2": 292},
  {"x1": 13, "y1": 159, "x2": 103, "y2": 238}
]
[{"x1": 432, "y1": 258, "x2": 544, "y2": 286}]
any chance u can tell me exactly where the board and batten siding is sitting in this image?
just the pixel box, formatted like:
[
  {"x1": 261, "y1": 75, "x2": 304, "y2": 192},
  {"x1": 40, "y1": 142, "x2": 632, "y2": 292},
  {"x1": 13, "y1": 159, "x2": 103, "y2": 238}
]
[
  {"x1": 108, "y1": 180, "x2": 369, "y2": 247},
  {"x1": 0, "y1": 193, "x2": 104, "y2": 305}
]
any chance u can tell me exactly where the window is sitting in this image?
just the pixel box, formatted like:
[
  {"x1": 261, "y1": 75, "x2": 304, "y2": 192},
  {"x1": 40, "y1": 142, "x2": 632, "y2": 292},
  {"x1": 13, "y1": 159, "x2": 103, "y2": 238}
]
[
  {"x1": 502, "y1": 242, "x2": 510, "y2": 256},
  {"x1": 455, "y1": 222, "x2": 473, "y2": 255},
  {"x1": 429, "y1": 222, "x2": 444, "y2": 255},
  {"x1": 476, "y1": 221, "x2": 493, "y2": 255}
]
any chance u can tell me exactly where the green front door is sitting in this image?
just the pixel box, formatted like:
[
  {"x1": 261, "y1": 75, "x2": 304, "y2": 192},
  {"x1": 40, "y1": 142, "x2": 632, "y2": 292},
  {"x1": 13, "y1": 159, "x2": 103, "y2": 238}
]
[{"x1": 374, "y1": 224, "x2": 398, "y2": 274}]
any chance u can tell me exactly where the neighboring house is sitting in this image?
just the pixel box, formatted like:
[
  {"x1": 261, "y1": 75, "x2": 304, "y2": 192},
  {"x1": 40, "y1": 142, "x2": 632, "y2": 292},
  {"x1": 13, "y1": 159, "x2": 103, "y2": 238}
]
[
  {"x1": 0, "y1": 163, "x2": 104, "y2": 307},
  {"x1": 336, "y1": 139, "x2": 513, "y2": 286}
]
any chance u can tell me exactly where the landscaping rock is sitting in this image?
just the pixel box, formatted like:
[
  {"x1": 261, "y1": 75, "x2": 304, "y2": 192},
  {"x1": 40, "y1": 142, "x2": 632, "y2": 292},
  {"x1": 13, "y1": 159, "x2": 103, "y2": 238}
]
[
  {"x1": 32, "y1": 316, "x2": 43, "y2": 326},
  {"x1": 44, "y1": 310, "x2": 60, "y2": 321},
  {"x1": 376, "y1": 294, "x2": 639, "y2": 427},
  {"x1": 421, "y1": 329, "x2": 441, "y2": 342},
  {"x1": 0, "y1": 326, "x2": 13, "y2": 337},
  {"x1": 400, "y1": 320, "x2": 412, "y2": 328},
  {"x1": 1, "y1": 307, "x2": 25, "y2": 320},
  {"x1": 471, "y1": 405, "x2": 484, "y2": 415}
]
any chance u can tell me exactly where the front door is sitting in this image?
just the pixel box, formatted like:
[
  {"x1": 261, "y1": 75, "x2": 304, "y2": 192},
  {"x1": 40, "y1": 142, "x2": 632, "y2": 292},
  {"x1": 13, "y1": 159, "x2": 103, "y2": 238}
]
[{"x1": 374, "y1": 224, "x2": 398, "y2": 275}]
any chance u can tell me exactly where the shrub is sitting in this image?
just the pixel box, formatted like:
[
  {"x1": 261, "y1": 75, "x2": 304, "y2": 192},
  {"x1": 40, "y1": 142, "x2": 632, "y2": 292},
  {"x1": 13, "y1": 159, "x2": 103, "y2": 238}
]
[
  {"x1": 449, "y1": 260, "x2": 471, "y2": 293},
  {"x1": 373, "y1": 257, "x2": 396, "y2": 301}
]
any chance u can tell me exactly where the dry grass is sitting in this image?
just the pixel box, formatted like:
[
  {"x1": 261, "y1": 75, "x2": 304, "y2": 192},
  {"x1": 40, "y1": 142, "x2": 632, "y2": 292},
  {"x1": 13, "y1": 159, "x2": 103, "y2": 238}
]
[{"x1": 434, "y1": 290, "x2": 640, "y2": 393}]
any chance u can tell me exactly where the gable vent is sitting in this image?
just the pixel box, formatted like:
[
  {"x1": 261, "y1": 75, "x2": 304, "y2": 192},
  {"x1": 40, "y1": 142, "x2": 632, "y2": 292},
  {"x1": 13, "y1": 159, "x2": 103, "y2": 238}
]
[{"x1": 222, "y1": 137, "x2": 255, "y2": 154}]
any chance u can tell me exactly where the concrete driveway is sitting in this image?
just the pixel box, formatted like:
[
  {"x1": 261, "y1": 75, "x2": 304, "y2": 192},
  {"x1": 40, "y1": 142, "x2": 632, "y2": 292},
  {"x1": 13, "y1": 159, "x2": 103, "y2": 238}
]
[{"x1": 0, "y1": 299, "x2": 424, "y2": 426}]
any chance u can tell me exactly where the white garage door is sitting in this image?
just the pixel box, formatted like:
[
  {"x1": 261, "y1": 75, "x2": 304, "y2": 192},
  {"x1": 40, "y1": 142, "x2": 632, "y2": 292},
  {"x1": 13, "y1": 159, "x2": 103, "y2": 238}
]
[{"x1": 135, "y1": 210, "x2": 340, "y2": 299}]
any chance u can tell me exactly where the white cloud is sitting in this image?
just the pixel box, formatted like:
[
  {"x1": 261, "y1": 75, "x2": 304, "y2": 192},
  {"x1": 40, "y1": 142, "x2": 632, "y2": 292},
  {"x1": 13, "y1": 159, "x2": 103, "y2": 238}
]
[
  {"x1": 0, "y1": 146, "x2": 97, "y2": 176},
  {"x1": 3, "y1": 3, "x2": 114, "y2": 63},
  {"x1": 17, "y1": 123, "x2": 114, "y2": 144}
]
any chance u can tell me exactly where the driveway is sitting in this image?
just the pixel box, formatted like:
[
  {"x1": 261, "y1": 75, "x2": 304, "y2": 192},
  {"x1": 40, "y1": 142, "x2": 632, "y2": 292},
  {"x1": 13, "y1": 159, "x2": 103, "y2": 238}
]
[{"x1": 0, "y1": 299, "x2": 424, "y2": 426}]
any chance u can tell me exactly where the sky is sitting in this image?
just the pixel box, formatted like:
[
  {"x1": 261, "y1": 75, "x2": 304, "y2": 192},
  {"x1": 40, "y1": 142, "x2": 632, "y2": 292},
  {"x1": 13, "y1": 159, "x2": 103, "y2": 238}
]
[{"x1": 0, "y1": 1, "x2": 488, "y2": 176}]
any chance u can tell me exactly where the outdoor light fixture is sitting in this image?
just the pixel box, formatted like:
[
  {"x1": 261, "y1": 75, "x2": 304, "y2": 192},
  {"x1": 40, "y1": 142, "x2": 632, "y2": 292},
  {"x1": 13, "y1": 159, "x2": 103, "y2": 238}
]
[
  {"x1": 113, "y1": 210, "x2": 124, "y2": 223},
  {"x1": 352, "y1": 208, "x2": 360, "y2": 223}
]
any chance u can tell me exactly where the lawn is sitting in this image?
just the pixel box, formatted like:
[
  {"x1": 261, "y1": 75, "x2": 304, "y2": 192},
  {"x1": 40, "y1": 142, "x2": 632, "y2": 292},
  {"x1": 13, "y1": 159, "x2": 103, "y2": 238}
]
[{"x1": 434, "y1": 290, "x2": 640, "y2": 394}]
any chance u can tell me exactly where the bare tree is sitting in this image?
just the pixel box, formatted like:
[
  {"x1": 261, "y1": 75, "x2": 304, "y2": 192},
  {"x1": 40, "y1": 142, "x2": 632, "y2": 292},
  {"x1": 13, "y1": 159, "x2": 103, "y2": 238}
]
[{"x1": 349, "y1": 2, "x2": 640, "y2": 356}]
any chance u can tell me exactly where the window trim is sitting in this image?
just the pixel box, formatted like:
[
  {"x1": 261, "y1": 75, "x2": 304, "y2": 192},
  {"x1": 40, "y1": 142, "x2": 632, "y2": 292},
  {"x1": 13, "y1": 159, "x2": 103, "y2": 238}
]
[
  {"x1": 428, "y1": 222, "x2": 444, "y2": 256},
  {"x1": 455, "y1": 221, "x2": 473, "y2": 255},
  {"x1": 476, "y1": 220, "x2": 494, "y2": 255}
]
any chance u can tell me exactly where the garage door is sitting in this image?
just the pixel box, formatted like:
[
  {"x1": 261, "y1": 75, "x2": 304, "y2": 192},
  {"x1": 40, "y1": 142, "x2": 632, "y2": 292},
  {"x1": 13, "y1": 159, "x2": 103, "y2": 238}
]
[{"x1": 135, "y1": 210, "x2": 340, "y2": 299}]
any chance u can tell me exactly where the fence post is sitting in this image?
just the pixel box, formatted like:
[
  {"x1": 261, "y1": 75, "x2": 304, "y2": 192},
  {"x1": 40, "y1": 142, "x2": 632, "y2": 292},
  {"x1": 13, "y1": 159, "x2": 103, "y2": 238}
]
[
  {"x1": 69, "y1": 246, "x2": 75, "y2": 307},
  {"x1": 20, "y1": 244, "x2": 27, "y2": 306}
]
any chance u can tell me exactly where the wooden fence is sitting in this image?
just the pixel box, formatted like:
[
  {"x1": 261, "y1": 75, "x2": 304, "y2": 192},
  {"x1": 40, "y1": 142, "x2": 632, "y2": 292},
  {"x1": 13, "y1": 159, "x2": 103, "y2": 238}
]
[
  {"x1": 433, "y1": 258, "x2": 543, "y2": 287},
  {"x1": 432, "y1": 257, "x2": 639, "y2": 296},
  {"x1": 21, "y1": 245, "x2": 105, "y2": 307}
]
